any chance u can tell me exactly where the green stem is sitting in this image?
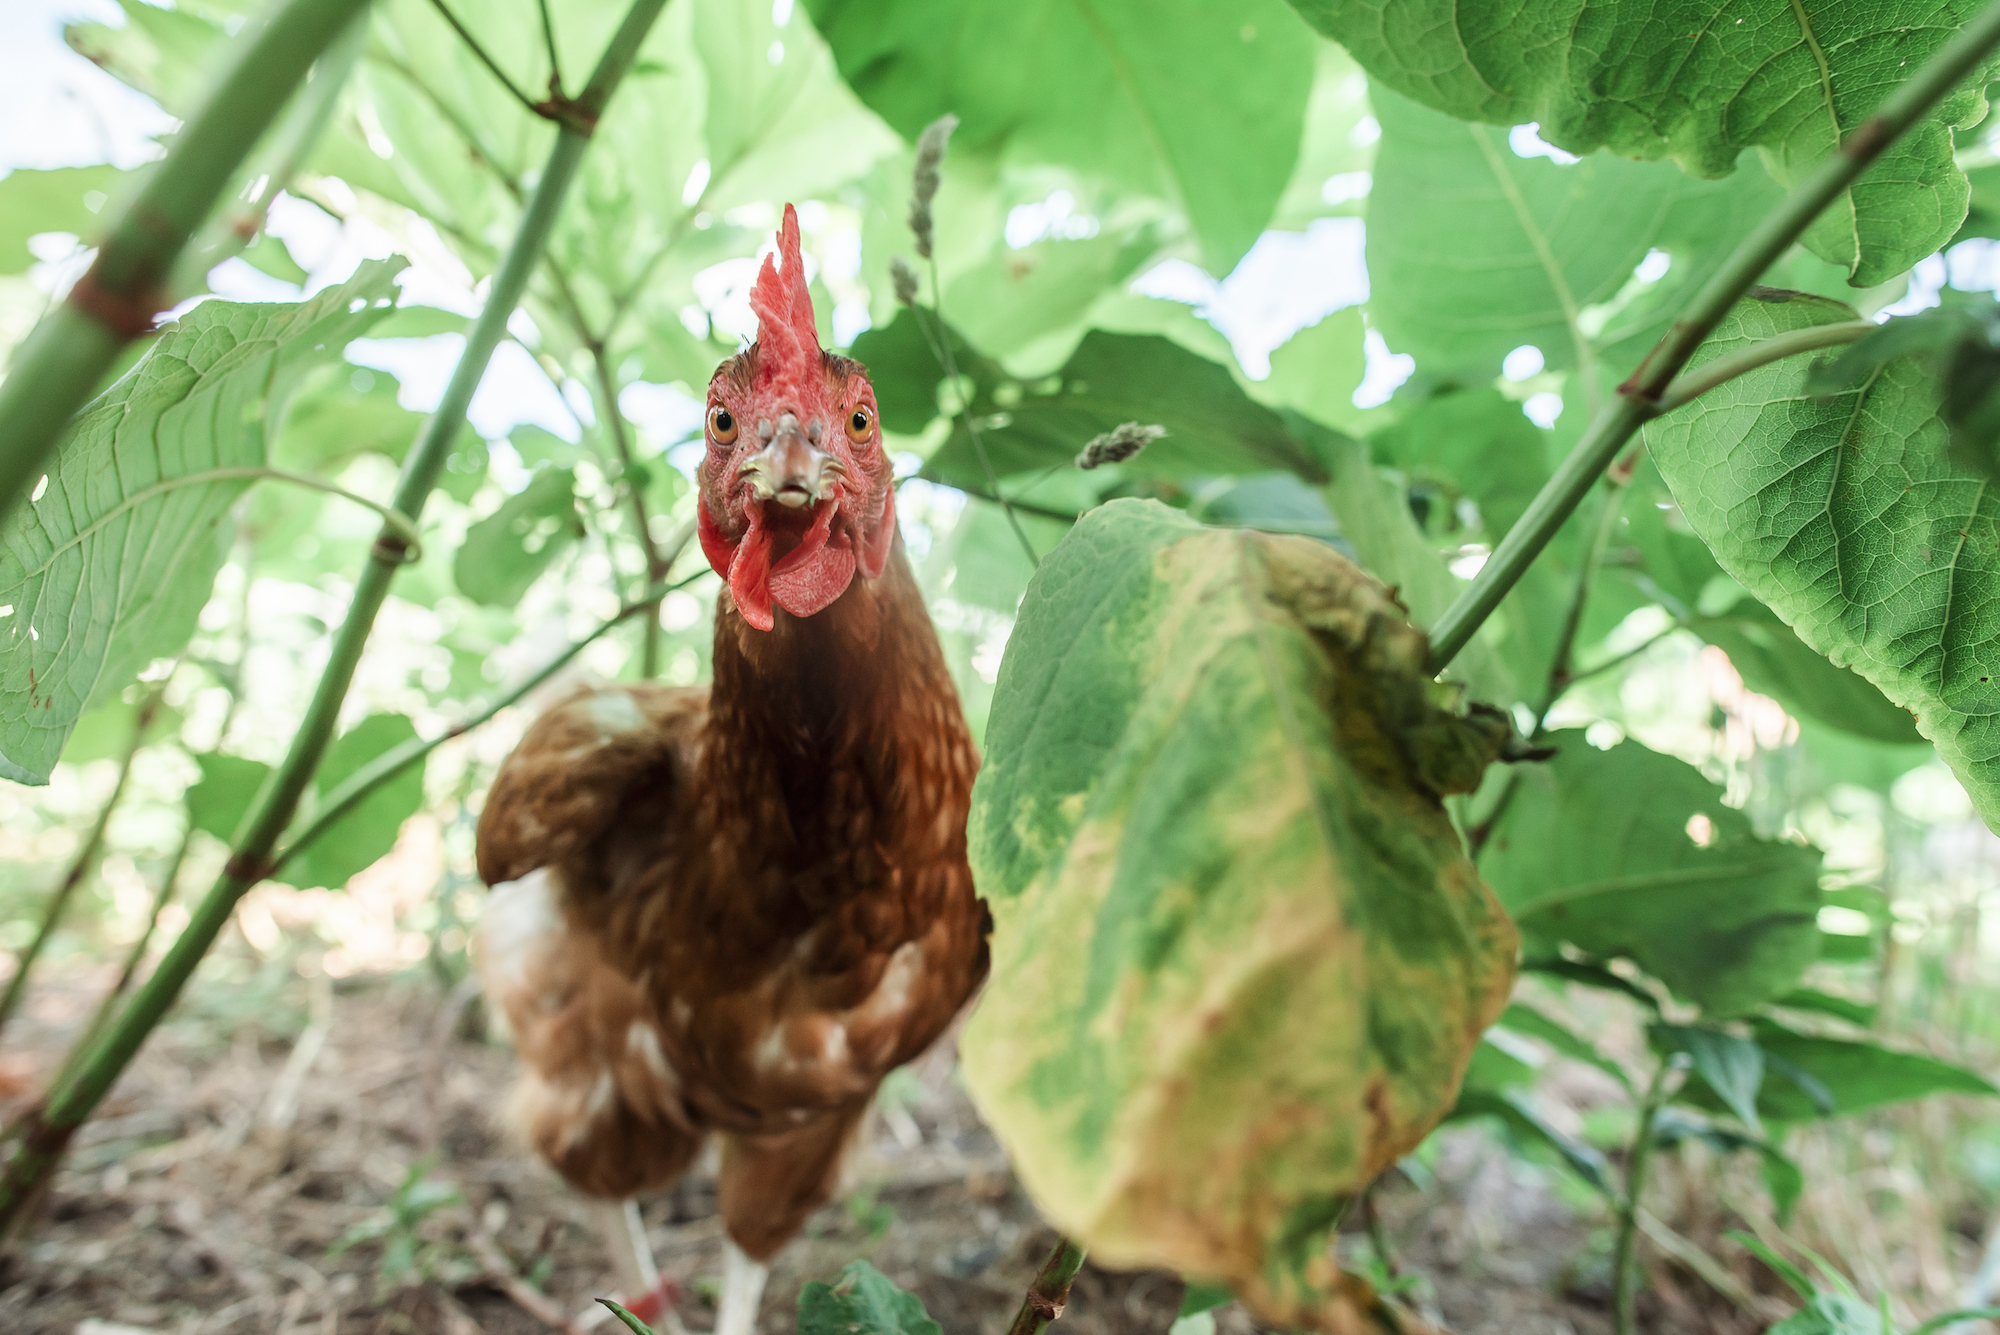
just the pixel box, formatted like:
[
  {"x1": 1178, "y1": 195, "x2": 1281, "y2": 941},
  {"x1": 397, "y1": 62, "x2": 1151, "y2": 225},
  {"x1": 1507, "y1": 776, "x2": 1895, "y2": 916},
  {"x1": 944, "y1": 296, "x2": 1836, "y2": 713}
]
[
  {"x1": 1613, "y1": 1060, "x2": 1678, "y2": 1335},
  {"x1": 1910, "y1": 1308, "x2": 2000, "y2": 1335},
  {"x1": 1006, "y1": 1235, "x2": 1088, "y2": 1335},
  {"x1": 0, "y1": 691, "x2": 159, "y2": 1042},
  {"x1": 1425, "y1": 0, "x2": 2000, "y2": 673},
  {"x1": 0, "y1": 0, "x2": 376, "y2": 526},
  {"x1": 588, "y1": 341, "x2": 666, "y2": 676},
  {"x1": 171, "y1": 11, "x2": 369, "y2": 295},
  {"x1": 271, "y1": 571, "x2": 697, "y2": 877},
  {"x1": 0, "y1": 0, "x2": 671, "y2": 1239},
  {"x1": 1651, "y1": 320, "x2": 1876, "y2": 414}
]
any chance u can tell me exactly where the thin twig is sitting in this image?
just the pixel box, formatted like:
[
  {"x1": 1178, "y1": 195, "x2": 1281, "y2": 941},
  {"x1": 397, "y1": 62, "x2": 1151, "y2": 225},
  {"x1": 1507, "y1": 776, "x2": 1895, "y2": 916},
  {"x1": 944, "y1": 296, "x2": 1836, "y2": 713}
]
[
  {"x1": 1006, "y1": 1235, "x2": 1088, "y2": 1335},
  {"x1": 587, "y1": 340, "x2": 667, "y2": 675},
  {"x1": 921, "y1": 258, "x2": 1038, "y2": 568},
  {"x1": 424, "y1": 0, "x2": 543, "y2": 119},
  {"x1": 1425, "y1": 1, "x2": 2000, "y2": 672},
  {"x1": 0, "y1": 688, "x2": 160, "y2": 1041},
  {"x1": 537, "y1": 0, "x2": 564, "y2": 93}
]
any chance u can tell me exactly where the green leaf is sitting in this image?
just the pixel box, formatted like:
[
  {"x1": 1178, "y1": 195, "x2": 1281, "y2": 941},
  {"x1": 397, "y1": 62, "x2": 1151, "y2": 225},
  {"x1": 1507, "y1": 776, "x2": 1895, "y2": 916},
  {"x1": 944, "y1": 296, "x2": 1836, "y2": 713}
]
[
  {"x1": 186, "y1": 753, "x2": 275, "y2": 845},
  {"x1": 961, "y1": 500, "x2": 1517, "y2": 1328},
  {"x1": 1646, "y1": 288, "x2": 2000, "y2": 829},
  {"x1": 1774, "y1": 988, "x2": 1878, "y2": 1028},
  {"x1": 597, "y1": 1300, "x2": 657, "y2": 1335},
  {"x1": 1496, "y1": 1002, "x2": 1632, "y2": 1093},
  {"x1": 796, "y1": 1261, "x2": 941, "y2": 1335},
  {"x1": 1767, "y1": 1291, "x2": 1891, "y2": 1335},
  {"x1": 284, "y1": 713, "x2": 425, "y2": 890},
  {"x1": 1448, "y1": 1086, "x2": 1618, "y2": 1200},
  {"x1": 0, "y1": 165, "x2": 131, "y2": 275},
  {"x1": 1690, "y1": 597, "x2": 1923, "y2": 746},
  {"x1": 0, "y1": 260, "x2": 406, "y2": 787},
  {"x1": 452, "y1": 468, "x2": 584, "y2": 607},
  {"x1": 59, "y1": 692, "x2": 182, "y2": 765},
  {"x1": 1178, "y1": 1281, "x2": 1234, "y2": 1319},
  {"x1": 65, "y1": 0, "x2": 228, "y2": 117},
  {"x1": 1291, "y1": 0, "x2": 2000, "y2": 283},
  {"x1": 1482, "y1": 737, "x2": 1823, "y2": 1016},
  {"x1": 1252, "y1": 307, "x2": 1374, "y2": 437},
  {"x1": 1809, "y1": 295, "x2": 2000, "y2": 484},
  {"x1": 239, "y1": 233, "x2": 308, "y2": 286},
  {"x1": 919, "y1": 330, "x2": 1333, "y2": 488},
  {"x1": 1650, "y1": 1109, "x2": 1802, "y2": 1218},
  {"x1": 273, "y1": 364, "x2": 420, "y2": 471},
  {"x1": 1366, "y1": 84, "x2": 1782, "y2": 382},
  {"x1": 1743, "y1": 1020, "x2": 1998, "y2": 1120},
  {"x1": 803, "y1": 0, "x2": 1318, "y2": 275},
  {"x1": 1652, "y1": 1023, "x2": 1765, "y2": 1134}
]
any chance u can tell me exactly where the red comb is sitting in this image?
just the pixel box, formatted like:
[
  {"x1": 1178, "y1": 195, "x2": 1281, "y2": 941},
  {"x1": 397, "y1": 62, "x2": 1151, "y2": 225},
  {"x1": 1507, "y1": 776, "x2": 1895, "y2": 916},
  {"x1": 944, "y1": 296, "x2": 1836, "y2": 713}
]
[{"x1": 748, "y1": 204, "x2": 820, "y2": 400}]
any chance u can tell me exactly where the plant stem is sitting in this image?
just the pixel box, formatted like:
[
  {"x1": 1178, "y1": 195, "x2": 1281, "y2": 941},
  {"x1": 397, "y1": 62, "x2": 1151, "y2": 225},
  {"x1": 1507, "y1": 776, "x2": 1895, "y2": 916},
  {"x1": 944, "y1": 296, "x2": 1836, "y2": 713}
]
[
  {"x1": 271, "y1": 571, "x2": 698, "y2": 877},
  {"x1": 0, "y1": 0, "x2": 671, "y2": 1239},
  {"x1": 1006, "y1": 1235, "x2": 1088, "y2": 1335},
  {"x1": 0, "y1": 0, "x2": 375, "y2": 526},
  {"x1": 588, "y1": 340, "x2": 667, "y2": 675},
  {"x1": 1650, "y1": 321, "x2": 1875, "y2": 414},
  {"x1": 919, "y1": 261, "x2": 1039, "y2": 569},
  {"x1": 170, "y1": 10, "x2": 369, "y2": 295},
  {"x1": 1425, "y1": 0, "x2": 2000, "y2": 673},
  {"x1": 0, "y1": 691, "x2": 159, "y2": 1042},
  {"x1": 1613, "y1": 1059, "x2": 1678, "y2": 1335}
]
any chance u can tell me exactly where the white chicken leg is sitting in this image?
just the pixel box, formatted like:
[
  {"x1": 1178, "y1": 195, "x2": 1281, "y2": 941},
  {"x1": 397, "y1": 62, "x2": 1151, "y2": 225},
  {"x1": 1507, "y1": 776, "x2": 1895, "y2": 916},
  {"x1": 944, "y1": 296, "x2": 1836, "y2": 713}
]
[
  {"x1": 715, "y1": 1238, "x2": 769, "y2": 1335},
  {"x1": 579, "y1": 1198, "x2": 684, "y2": 1333}
]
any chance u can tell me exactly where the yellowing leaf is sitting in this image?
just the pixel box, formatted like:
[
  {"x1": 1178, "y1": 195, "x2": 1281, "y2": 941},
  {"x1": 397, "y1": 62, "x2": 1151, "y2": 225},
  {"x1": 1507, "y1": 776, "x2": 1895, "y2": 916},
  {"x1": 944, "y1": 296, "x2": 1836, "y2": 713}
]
[{"x1": 962, "y1": 500, "x2": 1514, "y2": 1333}]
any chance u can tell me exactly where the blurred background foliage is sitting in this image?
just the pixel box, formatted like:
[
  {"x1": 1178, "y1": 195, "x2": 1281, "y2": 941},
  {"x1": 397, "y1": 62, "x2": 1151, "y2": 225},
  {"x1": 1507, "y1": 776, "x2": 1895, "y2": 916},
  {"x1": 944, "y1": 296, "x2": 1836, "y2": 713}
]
[{"x1": 8, "y1": 0, "x2": 2000, "y2": 1327}]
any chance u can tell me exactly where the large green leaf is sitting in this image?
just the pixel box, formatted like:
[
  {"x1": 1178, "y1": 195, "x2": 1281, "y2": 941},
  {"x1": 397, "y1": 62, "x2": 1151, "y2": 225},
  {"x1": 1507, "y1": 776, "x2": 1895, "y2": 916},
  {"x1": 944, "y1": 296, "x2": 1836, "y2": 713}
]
[
  {"x1": 1291, "y1": 0, "x2": 2000, "y2": 283},
  {"x1": 1693, "y1": 598, "x2": 1923, "y2": 746},
  {"x1": 186, "y1": 753, "x2": 274, "y2": 844},
  {"x1": 1482, "y1": 738, "x2": 1823, "y2": 1016},
  {"x1": 452, "y1": 468, "x2": 584, "y2": 607},
  {"x1": 796, "y1": 1262, "x2": 942, "y2": 1335},
  {"x1": 66, "y1": 0, "x2": 228, "y2": 117},
  {"x1": 803, "y1": 0, "x2": 1318, "y2": 275},
  {"x1": 0, "y1": 262, "x2": 405, "y2": 787},
  {"x1": 962, "y1": 499, "x2": 1516, "y2": 1330},
  {"x1": 1367, "y1": 85, "x2": 1782, "y2": 382},
  {"x1": 285, "y1": 713, "x2": 427, "y2": 889},
  {"x1": 1680, "y1": 1020, "x2": 2000, "y2": 1121},
  {"x1": 901, "y1": 323, "x2": 1334, "y2": 487},
  {"x1": 0, "y1": 166, "x2": 131, "y2": 275},
  {"x1": 1646, "y1": 289, "x2": 2000, "y2": 828}
]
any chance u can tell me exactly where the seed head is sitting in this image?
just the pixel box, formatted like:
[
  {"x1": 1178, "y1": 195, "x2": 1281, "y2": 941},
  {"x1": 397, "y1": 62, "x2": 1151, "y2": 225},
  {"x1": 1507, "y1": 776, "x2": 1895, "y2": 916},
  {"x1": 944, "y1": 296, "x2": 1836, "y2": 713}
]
[
  {"x1": 1076, "y1": 422, "x2": 1166, "y2": 470},
  {"x1": 909, "y1": 113, "x2": 958, "y2": 259},
  {"x1": 890, "y1": 255, "x2": 922, "y2": 307}
]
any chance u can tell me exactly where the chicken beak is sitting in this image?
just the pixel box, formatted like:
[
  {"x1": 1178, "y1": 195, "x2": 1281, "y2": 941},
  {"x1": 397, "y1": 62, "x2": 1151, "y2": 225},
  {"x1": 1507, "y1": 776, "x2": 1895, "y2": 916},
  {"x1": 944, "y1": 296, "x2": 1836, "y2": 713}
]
[{"x1": 739, "y1": 413, "x2": 845, "y2": 510}]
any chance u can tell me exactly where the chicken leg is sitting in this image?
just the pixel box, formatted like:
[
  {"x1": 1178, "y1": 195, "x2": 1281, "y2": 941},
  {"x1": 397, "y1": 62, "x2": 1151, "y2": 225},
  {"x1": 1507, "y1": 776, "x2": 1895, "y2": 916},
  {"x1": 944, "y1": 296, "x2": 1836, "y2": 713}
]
[
  {"x1": 581, "y1": 1197, "x2": 683, "y2": 1334},
  {"x1": 715, "y1": 1239, "x2": 769, "y2": 1335}
]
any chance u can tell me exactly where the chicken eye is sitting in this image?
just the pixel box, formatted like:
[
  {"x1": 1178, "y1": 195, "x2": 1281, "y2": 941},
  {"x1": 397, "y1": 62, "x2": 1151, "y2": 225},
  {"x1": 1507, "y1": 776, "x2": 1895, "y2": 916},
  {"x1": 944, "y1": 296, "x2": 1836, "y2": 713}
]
[
  {"x1": 709, "y1": 405, "x2": 738, "y2": 444},
  {"x1": 845, "y1": 407, "x2": 873, "y2": 443}
]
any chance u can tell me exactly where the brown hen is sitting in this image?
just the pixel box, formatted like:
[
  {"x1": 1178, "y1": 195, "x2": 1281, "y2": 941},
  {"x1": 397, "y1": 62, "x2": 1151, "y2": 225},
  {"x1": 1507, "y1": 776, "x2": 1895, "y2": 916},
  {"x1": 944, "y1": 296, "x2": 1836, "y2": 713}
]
[{"x1": 473, "y1": 205, "x2": 988, "y2": 1335}]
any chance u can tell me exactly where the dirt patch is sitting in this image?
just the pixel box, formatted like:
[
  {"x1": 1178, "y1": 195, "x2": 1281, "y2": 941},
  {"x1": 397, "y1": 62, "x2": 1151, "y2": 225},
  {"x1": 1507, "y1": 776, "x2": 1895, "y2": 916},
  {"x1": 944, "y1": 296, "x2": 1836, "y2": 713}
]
[{"x1": 0, "y1": 964, "x2": 1740, "y2": 1334}]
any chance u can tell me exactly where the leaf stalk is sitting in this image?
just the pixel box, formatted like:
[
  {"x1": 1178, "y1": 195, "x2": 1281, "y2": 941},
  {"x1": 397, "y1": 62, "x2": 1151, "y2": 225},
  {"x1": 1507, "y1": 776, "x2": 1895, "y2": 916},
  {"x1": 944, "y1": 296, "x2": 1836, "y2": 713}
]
[{"x1": 1425, "y1": 0, "x2": 2000, "y2": 673}]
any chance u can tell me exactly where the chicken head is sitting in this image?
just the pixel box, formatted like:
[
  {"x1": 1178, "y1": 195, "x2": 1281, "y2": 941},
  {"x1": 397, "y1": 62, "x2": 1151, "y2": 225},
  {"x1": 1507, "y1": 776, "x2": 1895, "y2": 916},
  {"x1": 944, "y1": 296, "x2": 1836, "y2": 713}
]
[{"x1": 697, "y1": 204, "x2": 896, "y2": 631}]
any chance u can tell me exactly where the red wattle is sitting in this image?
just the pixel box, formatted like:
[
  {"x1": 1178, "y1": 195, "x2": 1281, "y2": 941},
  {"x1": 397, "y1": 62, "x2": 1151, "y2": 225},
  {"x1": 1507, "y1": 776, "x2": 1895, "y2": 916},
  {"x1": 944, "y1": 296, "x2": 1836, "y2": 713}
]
[
  {"x1": 727, "y1": 517, "x2": 775, "y2": 632},
  {"x1": 768, "y1": 497, "x2": 856, "y2": 618}
]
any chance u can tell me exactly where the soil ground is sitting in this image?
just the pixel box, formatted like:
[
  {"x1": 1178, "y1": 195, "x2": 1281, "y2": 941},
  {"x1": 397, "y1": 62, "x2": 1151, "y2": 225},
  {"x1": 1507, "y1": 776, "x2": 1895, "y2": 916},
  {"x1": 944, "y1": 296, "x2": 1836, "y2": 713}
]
[{"x1": 0, "y1": 964, "x2": 1749, "y2": 1335}]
